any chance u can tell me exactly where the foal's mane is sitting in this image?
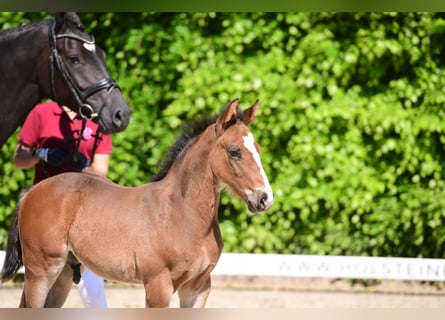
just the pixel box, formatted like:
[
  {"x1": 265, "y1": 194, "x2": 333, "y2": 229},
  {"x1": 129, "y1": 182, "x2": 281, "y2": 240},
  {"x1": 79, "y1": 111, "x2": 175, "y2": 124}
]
[{"x1": 151, "y1": 103, "x2": 243, "y2": 182}]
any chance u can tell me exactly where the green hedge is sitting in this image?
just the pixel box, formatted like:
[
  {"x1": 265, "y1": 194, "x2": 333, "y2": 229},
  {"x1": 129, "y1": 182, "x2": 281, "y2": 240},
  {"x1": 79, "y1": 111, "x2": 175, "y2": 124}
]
[{"x1": 1, "y1": 12, "x2": 445, "y2": 258}]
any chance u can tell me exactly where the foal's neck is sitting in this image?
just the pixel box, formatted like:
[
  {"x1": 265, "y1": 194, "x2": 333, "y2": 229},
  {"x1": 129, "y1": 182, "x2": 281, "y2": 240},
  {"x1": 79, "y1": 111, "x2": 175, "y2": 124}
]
[{"x1": 166, "y1": 125, "x2": 220, "y2": 223}]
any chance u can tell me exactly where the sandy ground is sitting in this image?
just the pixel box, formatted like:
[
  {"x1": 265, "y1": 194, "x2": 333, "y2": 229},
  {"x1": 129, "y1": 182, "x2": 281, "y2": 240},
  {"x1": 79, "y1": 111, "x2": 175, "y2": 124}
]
[{"x1": 1, "y1": 276, "x2": 445, "y2": 308}]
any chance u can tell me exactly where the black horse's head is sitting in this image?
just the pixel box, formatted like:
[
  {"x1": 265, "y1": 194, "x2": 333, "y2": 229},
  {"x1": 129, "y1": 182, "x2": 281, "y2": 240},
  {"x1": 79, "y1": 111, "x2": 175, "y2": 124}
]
[{"x1": 43, "y1": 12, "x2": 131, "y2": 134}]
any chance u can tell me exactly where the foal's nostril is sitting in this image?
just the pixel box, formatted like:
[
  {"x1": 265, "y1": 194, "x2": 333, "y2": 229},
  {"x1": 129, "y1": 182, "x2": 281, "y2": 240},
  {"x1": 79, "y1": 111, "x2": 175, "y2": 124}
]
[
  {"x1": 260, "y1": 193, "x2": 268, "y2": 208},
  {"x1": 247, "y1": 191, "x2": 269, "y2": 213}
]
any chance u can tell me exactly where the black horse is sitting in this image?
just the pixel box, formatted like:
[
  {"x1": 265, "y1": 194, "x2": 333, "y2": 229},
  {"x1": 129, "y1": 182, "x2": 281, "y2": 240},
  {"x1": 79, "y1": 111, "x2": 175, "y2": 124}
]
[{"x1": 0, "y1": 12, "x2": 131, "y2": 147}]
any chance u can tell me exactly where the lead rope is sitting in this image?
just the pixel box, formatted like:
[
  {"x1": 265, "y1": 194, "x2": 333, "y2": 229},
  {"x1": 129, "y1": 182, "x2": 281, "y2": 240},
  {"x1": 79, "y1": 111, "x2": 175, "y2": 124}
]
[
  {"x1": 89, "y1": 127, "x2": 101, "y2": 166},
  {"x1": 71, "y1": 117, "x2": 87, "y2": 164},
  {"x1": 71, "y1": 118, "x2": 101, "y2": 169}
]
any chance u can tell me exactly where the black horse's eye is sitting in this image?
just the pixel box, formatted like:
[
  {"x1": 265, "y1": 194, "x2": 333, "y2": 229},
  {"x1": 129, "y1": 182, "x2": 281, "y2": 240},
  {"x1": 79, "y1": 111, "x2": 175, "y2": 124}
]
[
  {"x1": 68, "y1": 55, "x2": 80, "y2": 64},
  {"x1": 228, "y1": 146, "x2": 242, "y2": 159}
]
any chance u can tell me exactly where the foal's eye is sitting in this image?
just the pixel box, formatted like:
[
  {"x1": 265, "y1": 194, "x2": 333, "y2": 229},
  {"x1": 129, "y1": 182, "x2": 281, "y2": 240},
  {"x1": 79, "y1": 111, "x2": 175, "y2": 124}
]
[
  {"x1": 68, "y1": 55, "x2": 80, "y2": 64},
  {"x1": 228, "y1": 146, "x2": 242, "y2": 158}
]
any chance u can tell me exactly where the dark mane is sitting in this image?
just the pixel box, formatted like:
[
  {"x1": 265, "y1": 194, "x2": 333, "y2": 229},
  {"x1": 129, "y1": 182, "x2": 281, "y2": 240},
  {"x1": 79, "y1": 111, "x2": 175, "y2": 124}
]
[
  {"x1": 151, "y1": 103, "x2": 243, "y2": 182},
  {"x1": 0, "y1": 19, "x2": 48, "y2": 42},
  {"x1": 151, "y1": 114, "x2": 217, "y2": 182},
  {"x1": 0, "y1": 13, "x2": 84, "y2": 43}
]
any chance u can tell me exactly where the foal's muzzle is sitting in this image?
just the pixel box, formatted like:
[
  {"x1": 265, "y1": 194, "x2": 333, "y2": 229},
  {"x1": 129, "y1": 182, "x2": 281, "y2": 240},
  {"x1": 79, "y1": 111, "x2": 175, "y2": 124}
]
[{"x1": 247, "y1": 189, "x2": 273, "y2": 213}]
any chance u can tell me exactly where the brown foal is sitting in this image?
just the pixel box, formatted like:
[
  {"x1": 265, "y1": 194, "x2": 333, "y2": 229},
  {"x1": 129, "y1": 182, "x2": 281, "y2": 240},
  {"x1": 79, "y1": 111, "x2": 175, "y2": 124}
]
[{"x1": 1, "y1": 98, "x2": 273, "y2": 307}]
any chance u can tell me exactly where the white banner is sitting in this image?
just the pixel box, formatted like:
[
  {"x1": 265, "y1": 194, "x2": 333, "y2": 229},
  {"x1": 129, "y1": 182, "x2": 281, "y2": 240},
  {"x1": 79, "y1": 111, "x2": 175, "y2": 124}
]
[{"x1": 213, "y1": 253, "x2": 445, "y2": 281}]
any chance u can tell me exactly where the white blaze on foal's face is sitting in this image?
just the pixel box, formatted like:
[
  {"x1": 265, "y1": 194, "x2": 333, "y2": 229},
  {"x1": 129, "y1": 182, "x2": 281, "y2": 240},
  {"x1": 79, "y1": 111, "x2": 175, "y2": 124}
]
[{"x1": 242, "y1": 132, "x2": 274, "y2": 207}]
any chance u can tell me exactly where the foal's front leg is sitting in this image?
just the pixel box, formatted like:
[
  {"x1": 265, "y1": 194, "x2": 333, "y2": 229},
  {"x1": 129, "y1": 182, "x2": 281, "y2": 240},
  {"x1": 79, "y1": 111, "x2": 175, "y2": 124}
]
[{"x1": 178, "y1": 276, "x2": 211, "y2": 308}]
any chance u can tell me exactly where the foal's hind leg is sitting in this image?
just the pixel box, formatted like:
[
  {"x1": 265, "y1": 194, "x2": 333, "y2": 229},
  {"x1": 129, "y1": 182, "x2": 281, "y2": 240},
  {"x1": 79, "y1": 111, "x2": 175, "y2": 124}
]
[
  {"x1": 20, "y1": 275, "x2": 53, "y2": 307},
  {"x1": 44, "y1": 263, "x2": 74, "y2": 307},
  {"x1": 20, "y1": 257, "x2": 68, "y2": 307}
]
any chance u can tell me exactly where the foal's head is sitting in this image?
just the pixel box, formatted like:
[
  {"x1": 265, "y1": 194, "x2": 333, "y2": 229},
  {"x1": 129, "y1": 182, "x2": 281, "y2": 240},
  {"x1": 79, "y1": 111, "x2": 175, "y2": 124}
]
[{"x1": 210, "y1": 99, "x2": 274, "y2": 213}]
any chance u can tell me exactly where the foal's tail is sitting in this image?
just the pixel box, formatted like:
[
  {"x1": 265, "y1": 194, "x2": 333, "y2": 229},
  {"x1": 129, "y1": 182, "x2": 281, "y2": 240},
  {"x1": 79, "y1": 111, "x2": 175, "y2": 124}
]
[{"x1": 1, "y1": 187, "x2": 30, "y2": 284}]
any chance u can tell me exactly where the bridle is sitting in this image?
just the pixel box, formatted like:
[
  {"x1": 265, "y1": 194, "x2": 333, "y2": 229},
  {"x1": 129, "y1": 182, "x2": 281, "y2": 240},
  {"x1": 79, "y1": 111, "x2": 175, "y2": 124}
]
[
  {"x1": 48, "y1": 18, "x2": 118, "y2": 166},
  {"x1": 48, "y1": 18, "x2": 118, "y2": 121}
]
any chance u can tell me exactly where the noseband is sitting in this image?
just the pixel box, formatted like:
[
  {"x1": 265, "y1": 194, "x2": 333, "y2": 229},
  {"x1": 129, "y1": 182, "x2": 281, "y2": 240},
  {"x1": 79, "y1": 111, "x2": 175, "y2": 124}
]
[{"x1": 48, "y1": 18, "x2": 118, "y2": 121}]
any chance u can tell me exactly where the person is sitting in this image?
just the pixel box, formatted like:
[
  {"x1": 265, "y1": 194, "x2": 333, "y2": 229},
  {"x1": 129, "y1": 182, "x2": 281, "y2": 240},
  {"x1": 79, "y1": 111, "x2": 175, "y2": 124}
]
[{"x1": 13, "y1": 100, "x2": 111, "y2": 308}]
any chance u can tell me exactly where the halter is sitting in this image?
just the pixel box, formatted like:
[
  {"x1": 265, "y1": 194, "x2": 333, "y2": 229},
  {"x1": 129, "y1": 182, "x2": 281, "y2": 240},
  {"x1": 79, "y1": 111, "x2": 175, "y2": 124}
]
[
  {"x1": 48, "y1": 18, "x2": 116, "y2": 166},
  {"x1": 48, "y1": 18, "x2": 118, "y2": 121}
]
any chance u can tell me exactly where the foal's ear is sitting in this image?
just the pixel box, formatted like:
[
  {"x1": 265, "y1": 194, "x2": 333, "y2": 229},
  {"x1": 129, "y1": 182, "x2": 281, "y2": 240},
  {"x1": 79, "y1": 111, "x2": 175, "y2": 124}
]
[
  {"x1": 242, "y1": 99, "x2": 259, "y2": 125},
  {"x1": 215, "y1": 98, "x2": 239, "y2": 135}
]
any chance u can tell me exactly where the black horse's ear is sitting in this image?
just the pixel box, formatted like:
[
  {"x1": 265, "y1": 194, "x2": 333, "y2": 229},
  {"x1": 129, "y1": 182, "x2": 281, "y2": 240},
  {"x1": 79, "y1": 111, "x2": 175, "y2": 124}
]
[
  {"x1": 55, "y1": 12, "x2": 82, "y2": 33},
  {"x1": 54, "y1": 12, "x2": 67, "y2": 33}
]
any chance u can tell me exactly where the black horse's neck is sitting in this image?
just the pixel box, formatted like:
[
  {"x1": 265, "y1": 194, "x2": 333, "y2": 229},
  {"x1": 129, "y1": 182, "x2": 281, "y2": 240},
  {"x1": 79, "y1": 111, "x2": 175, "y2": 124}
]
[
  {"x1": 0, "y1": 20, "x2": 50, "y2": 147},
  {"x1": 0, "y1": 19, "x2": 47, "y2": 42}
]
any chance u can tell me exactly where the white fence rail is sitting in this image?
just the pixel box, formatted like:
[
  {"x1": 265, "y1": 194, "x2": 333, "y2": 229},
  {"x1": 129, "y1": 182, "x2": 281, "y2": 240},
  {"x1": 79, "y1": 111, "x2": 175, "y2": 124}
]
[{"x1": 2, "y1": 251, "x2": 445, "y2": 281}]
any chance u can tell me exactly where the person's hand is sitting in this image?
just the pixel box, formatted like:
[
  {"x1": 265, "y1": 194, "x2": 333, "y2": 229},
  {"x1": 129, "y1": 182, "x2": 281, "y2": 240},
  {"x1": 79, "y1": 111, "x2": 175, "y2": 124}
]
[{"x1": 33, "y1": 148, "x2": 66, "y2": 166}]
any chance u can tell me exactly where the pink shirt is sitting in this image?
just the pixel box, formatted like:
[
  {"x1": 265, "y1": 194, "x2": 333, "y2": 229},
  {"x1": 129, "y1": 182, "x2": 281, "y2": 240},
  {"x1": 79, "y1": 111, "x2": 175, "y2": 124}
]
[{"x1": 18, "y1": 101, "x2": 112, "y2": 183}]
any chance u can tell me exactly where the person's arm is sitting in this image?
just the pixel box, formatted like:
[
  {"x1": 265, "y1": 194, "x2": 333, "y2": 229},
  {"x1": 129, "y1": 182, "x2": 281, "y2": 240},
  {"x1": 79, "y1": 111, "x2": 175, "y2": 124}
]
[
  {"x1": 14, "y1": 143, "x2": 67, "y2": 169},
  {"x1": 83, "y1": 153, "x2": 110, "y2": 177},
  {"x1": 13, "y1": 143, "x2": 39, "y2": 169}
]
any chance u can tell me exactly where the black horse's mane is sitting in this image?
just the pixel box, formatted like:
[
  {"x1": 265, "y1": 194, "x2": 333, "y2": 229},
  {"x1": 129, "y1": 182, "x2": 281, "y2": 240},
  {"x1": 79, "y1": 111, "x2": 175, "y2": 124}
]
[
  {"x1": 151, "y1": 103, "x2": 243, "y2": 182},
  {"x1": 0, "y1": 13, "x2": 84, "y2": 42},
  {"x1": 0, "y1": 19, "x2": 48, "y2": 41}
]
